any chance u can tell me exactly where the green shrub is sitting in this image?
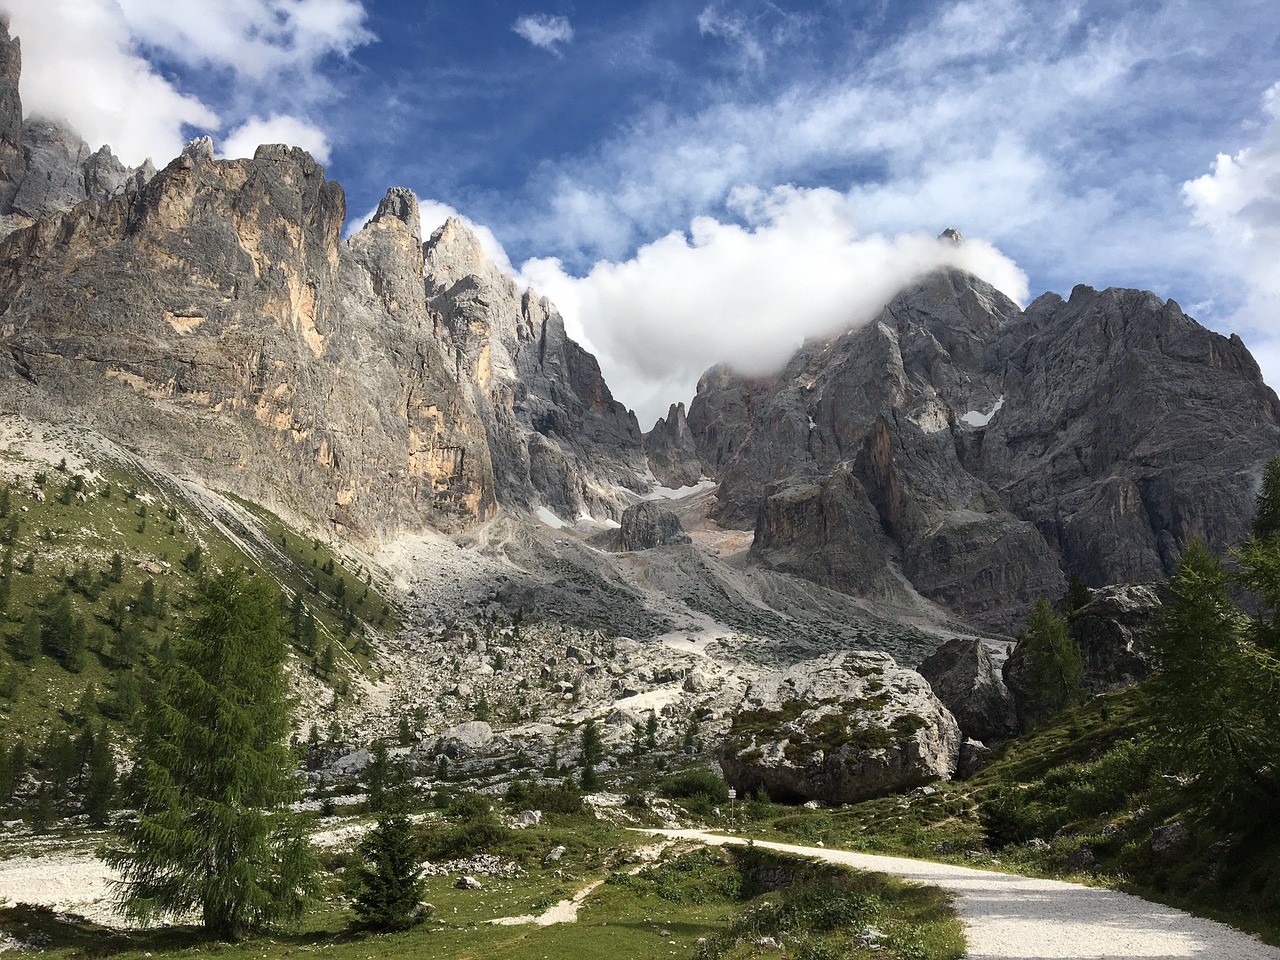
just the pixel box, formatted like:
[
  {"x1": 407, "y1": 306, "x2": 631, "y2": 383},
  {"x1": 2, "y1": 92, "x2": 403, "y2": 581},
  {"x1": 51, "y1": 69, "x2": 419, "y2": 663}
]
[{"x1": 659, "y1": 767, "x2": 730, "y2": 804}]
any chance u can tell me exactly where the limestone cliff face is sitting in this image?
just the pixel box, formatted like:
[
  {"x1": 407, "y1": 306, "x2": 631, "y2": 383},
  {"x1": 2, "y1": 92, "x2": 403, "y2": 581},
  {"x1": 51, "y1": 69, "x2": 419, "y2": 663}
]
[
  {"x1": 0, "y1": 141, "x2": 648, "y2": 537},
  {"x1": 0, "y1": 19, "x2": 23, "y2": 206},
  {"x1": 424, "y1": 218, "x2": 647, "y2": 523},
  {"x1": 689, "y1": 268, "x2": 1280, "y2": 630},
  {"x1": 0, "y1": 19, "x2": 649, "y2": 537}
]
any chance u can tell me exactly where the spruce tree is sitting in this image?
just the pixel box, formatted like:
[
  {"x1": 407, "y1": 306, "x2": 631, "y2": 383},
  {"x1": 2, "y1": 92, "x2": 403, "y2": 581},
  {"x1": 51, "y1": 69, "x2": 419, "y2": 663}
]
[
  {"x1": 105, "y1": 571, "x2": 316, "y2": 938},
  {"x1": 364, "y1": 740, "x2": 391, "y2": 813},
  {"x1": 11, "y1": 615, "x2": 39, "y2": 662},
  {"x1": 1252, "y1": 456, "x2": 1280, "y2": 539},
  {"x1": 82, "y1": 724, "x2": 117, "y2": 825},
  {"x1": 350, "y1": 782, "x2": 424, "y2": 931}
]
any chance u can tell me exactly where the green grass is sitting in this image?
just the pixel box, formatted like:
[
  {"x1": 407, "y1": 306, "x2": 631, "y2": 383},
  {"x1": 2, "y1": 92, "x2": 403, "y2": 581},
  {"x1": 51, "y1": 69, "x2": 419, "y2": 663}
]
[{"x1": 0, "y1": 826, "x2": 963, "y2": 960}]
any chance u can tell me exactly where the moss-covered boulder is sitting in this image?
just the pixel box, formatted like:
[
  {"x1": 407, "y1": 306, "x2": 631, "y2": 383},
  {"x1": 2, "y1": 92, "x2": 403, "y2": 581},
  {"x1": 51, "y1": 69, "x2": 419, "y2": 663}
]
[{"x1": 718, "y1": 652, "x2": 960, "y2": 803}]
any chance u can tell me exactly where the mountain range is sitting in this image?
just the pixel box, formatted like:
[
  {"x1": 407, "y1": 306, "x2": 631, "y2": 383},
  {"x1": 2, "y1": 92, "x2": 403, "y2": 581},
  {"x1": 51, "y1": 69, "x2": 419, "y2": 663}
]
[{"x1": 0, "y1": 13, "x2": 1276, "y2": 645}]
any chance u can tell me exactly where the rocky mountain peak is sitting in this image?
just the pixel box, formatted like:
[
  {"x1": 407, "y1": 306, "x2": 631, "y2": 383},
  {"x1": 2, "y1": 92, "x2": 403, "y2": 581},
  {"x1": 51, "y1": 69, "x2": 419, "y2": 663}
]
[
  {"x1": 0, "y1": 25, "x2": 154, "y2": 239},
  {"x1": 424, "y1": 216, "x2": 494, "y2": 285},
  {"x1": 938, "y1": 226, "x2": 964, "y2": 244},
  {"x1": 183, "y1": 135, "x2": 215, "y2": 162},
  {"x1": 370, "y1": 186, "x2": 422, "y2": 247},
  {"x1": 645, "y1": 401, "x2": 703, "y2": 488},
  {"x1": 688, "y1": 265, "x2": 1280, "y2": 631}
]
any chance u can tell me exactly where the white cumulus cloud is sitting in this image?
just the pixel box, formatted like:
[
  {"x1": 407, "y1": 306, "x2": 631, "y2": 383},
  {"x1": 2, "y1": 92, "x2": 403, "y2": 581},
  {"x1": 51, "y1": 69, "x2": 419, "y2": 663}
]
[
  {"x1": 518, "y1": 185, "x2": 1028, "y2": 426},
  {"x1": 512, "y1": 13, "x2": 574, "y2": 53},
  {"x1": 1183, "y1": 81, "x2": 1280, "y2": 387},
  {"x1": 0, "y1": 0, "x2": 372, "y2": 167},
  {"x1": 221, "y1": 114, "x2": 332, "y2": 163},
  {"x1": 118, "y1": 0, "x2": 374, "y2": 81},
  {"x1": 1, "y1": 0, "x2": 218, "y2": 165}
]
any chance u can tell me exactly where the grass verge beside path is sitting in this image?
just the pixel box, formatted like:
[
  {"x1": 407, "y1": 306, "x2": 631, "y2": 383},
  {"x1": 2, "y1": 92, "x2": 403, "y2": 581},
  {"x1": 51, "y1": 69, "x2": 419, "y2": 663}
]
[{"x1": 0, "y1": 822, "x2": 963, "y2": 960}]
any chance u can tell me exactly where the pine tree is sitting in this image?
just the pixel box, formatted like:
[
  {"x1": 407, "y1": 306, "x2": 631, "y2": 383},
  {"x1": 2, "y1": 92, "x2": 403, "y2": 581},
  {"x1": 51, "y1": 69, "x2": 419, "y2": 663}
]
[
  {"x1": 1151, "y1": 532, "x2": 1280, "y2": 807},
  {"x1": 349, "y1": 783, "x2": 425, "y2": 930},
  {"x1": 10, "y1": 615, "x2": 39, "y2": 662},
  {"x1": 1018, "y1": 597, "x2": 1086, "y2": 728},
  {"x1": 1252, "y1": 456, "x2": 1280, "y2": 539},
  {"x1": 318, "y1": 641, "x2": 335, "y2": 677},
  {"x1": 580, "y1": 718, "x2": 603, "y2": 789},
  {"x1": 105, "y1": 571, "x2": 316, "y2": 938},
  {"x1": 365, "y1": 740, "x2": 391, "y2": 813},
  {"x1": 42, "y1": 594, "x2": 86, "y2": 672},
  {"x1": 104, "y1": 669, "x2": 141, "y2": 723},
  {"x1": 82, "y1": 725, "x2": 117, "y2": 826}
]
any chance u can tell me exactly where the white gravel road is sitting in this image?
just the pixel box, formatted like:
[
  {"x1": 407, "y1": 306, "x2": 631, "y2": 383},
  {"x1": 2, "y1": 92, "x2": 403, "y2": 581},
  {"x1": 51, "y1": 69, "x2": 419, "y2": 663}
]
[{"x1": 648, "y1": 829, "x2": 1280, "y2": 960}]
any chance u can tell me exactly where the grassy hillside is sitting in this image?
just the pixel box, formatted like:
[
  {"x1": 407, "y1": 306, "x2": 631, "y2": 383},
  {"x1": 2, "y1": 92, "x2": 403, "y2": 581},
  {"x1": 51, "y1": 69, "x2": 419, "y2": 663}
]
[{"x1": 0, "y1": 428, "x2": 400, "y2": 794}]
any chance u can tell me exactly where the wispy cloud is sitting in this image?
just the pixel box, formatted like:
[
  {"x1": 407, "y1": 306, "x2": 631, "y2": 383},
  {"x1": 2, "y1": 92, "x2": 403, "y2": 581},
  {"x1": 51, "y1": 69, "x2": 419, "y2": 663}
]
[{"x1": 512, "y1": 13, "x2": 574, "y2": 54}]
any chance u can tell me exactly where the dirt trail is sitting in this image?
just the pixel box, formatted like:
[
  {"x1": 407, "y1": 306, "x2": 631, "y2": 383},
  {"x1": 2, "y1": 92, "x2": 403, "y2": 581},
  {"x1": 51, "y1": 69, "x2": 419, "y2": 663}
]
[{"x1": 646, "y1": 829, "x2": 1280, "y2": 960}]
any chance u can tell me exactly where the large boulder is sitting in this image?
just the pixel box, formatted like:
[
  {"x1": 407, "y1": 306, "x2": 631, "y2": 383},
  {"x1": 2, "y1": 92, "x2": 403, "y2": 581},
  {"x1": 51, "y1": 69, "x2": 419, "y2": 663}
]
[
  {"x1": 441, "y1": 721, "x2": 494, "y2": 759},
  {"x1": 916, "y1": 638, "x2": 1017, "y2": 742},
  {"x1": 718, "y1": 652, "x2": 960, "y2": 803},
  {"x1": 618, "y1": 501, "x2": 691, "y2": 551},
  {"x1": 1068, "y1": 584, "x2": 1159, "y2": 691}
]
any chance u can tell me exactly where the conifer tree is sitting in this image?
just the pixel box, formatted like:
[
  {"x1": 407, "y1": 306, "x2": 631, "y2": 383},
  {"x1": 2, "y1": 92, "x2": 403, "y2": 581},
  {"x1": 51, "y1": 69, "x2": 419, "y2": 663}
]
[
  {"x1": 1151, "y1": 534, "x2": 1280, "y2": 806},
  {"x1": 364, "y1": 740, "x2": 391, "y2": 813},
  {"x1": 11, "y1": 615, "x2": 39, "y2": 662},
  {"x1": 1018, "y1": 598, "x2": 1086, "y2": 727},
  {"x1": 105, "y1": 571, "x2": 316, "y2": 938},
  {"x1": 350, "y1": 780, "x2": 424, "y2": 930},
  {"x1": 83, "y1": 724, "x2": 117, "y2": 826}
]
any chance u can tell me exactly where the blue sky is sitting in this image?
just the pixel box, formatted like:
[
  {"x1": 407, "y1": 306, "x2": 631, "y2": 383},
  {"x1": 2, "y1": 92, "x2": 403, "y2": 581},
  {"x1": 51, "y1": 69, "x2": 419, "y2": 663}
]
[{"x1": 4, "y1": 0, "x2": 1280, "y2": 424}]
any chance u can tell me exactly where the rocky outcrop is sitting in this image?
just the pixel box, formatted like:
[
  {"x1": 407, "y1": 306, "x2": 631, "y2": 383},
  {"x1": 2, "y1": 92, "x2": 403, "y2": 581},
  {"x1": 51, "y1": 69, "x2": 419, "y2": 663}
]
[
  {"x1": 750, "y1": 467, "x2": 893, "y2": 594},
  {"x1": 617, "y1": 501, "x2": 690, "y2": 550},
  {"x1": 645, "y1": 402, "x2": 702, "y2": 488},
  {"x1": 916, "y1": 638, "x2": 1017, "y2": 742},
  {"x1": 0, "y1": 155, "x2": 646, "y2": 538},
  {"x1": 1067, "y1": 584, "x2": 1159, "y2": 691},
  {"x1": 424, "y1": 219, "x2": 648, "y2": 524},
  {"x1": 0, "y1": 18, "x2": 23, "y2": 209},
  {"x1": 718, "y1": 651, "x2": 960, "y2": 803},
  {"x1": 687, "y1": 268, "x2": 1280, "y2": 631},
  {"x1": 1001, "y1": 583, "x2": 1160, "y2": 725}
]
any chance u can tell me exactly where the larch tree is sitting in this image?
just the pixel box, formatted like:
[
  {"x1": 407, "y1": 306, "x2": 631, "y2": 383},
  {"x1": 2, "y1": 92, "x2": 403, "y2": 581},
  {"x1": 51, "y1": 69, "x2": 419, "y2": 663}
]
[
  {"x1": 105, "y1": 571, "x2": 316, "y2": 938},
  {"x1": 1018, "y1": 597, "x2": 1086, "y2": 728}
]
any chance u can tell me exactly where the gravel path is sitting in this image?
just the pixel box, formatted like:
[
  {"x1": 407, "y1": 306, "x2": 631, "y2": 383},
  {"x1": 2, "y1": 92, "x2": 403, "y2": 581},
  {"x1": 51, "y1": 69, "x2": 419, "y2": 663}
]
[{"x1": 647, "y1": 829, "x2": 1280, "y2": 960}]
